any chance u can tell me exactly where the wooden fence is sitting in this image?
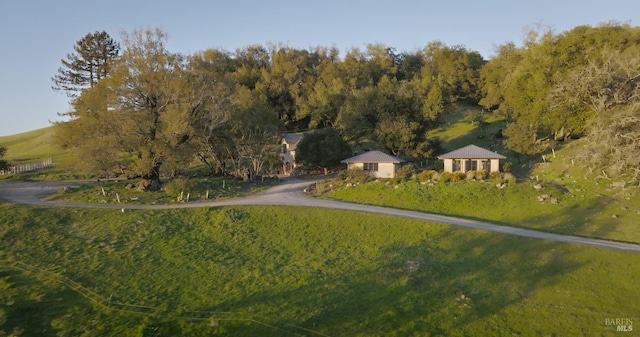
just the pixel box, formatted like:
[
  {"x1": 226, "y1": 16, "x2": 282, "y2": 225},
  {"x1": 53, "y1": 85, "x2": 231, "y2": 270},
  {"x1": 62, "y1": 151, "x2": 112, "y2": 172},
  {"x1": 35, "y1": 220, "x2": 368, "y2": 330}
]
[{"x1": 0, "y1": 158, "x2": 53, "y2": 175}]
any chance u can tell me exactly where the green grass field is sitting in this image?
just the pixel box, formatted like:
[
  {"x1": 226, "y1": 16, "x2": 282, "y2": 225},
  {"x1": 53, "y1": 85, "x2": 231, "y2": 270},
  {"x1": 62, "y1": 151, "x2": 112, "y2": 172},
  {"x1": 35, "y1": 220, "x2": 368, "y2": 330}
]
[
  {"x1": 321, "y1": 177, "x2": 640, "y2": 244},
  {"x1": 0, "y1": 126, "x2": 67, "y2": 164},
  {"x1": 0, "y1": 126, "x2": 78, "y2": 181},
  {"x1": 1, "y1": 204, "x2": 638, "y2": 336},
  {"x1": 2, "y1": 106, "x2": 639, "y2": 336}
]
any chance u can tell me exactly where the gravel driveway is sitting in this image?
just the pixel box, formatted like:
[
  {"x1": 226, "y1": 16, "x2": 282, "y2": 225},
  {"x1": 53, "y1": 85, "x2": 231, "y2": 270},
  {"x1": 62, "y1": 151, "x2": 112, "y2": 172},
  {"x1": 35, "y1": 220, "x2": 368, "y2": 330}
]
[{"x1": 1, "y1": 178, "x2": 639, "y2": 252}]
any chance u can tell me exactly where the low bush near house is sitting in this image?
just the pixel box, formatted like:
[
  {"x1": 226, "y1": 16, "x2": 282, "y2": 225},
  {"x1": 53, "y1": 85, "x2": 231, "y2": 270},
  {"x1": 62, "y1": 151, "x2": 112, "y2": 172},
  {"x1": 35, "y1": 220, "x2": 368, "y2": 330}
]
[
  {"x1": 438, "y1": 171, "x2": 452, "y2": 182},
  {"x1": 489, "y1": 171, "x2": 502, "y2": 181},
  {"x1": 466, "y1": 169, "x2": 488, "y2": 180},
  {"x1": 416, "y1": 169, "x2": 438, "y2": 181},
  {"x1": 394, "y1": 164, "x2": 415, "y2": 182},
  {"x1": 475, "y1": 169, "x2": 487, "y2": 180},
  {"x1": 466, "y1": 170, "x2": 477, "y2": 180},
  {"x1": 337, "y1": 168, "x2": 372, "y2": 184},
  {"x1": 451, "y1": 172, "x2": 466, "y2": 182}
]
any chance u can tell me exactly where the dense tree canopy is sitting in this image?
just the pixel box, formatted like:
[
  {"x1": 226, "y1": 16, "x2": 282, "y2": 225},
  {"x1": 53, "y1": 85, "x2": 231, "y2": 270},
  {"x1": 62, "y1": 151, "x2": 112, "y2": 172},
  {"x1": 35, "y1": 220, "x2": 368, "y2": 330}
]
[
  {"x1": 54, "y1": 22, "x2": 640, "y2": 186},
  {"x1": 295, "y1": 128, "x2": 352, "y2": 172},
  {"x1": 54, "y1": 29, "x2": 483, "y2": 187},
  {"x1": 56, "y1": 28, "x2": 214, "y2": 190},
  {"x1": 481, "y1": 22, "x2": 640, "y2": 179},
  {"x1": 227, "y1": 84, "x2": 281, "y2": 182}
]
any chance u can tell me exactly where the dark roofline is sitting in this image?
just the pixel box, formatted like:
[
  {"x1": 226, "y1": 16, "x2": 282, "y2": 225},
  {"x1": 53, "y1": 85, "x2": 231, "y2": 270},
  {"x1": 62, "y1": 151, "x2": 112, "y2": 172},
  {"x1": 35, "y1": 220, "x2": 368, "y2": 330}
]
[
  {"x1": 437, "y1": 144, "x2": 506, "y2": 159},
  {"x1": 341, "y1": 150, "x2": 406, "y2": 164},
  {"x1": 282, "y1": 133, "x2": 304, "y2": 144}
]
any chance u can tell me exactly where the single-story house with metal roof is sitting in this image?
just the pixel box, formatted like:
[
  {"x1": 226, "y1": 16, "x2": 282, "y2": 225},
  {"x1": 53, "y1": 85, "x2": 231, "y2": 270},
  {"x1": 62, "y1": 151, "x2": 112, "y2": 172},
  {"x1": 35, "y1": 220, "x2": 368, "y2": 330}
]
[
  {"x1": 437, "y1": 144, "x2": 506, "y2": 173},
  {"x1": 341, "y1": 150, "x2": 406, "y2": 178},
  {"x1": 280, "y1": 133, "x2": 304, "y2": 175}
]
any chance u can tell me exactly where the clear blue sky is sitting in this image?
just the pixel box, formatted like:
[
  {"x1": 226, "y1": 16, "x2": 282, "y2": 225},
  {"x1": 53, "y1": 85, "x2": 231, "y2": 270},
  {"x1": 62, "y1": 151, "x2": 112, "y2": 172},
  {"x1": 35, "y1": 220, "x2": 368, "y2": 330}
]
[{"x1": 0, "y1": 0, "x2": 638, "y2": 136}]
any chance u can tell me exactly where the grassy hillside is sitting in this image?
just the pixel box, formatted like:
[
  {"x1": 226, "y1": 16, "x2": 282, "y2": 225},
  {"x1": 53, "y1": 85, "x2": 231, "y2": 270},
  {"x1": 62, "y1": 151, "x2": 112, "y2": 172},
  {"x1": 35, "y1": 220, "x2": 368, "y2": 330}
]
[
  {"x1": 0, "y1": 126, "x2": 68, "y2": 163},
  {"x1": 322, "y1": 177, "x2": 640, "y2": 244},
  {"x1": 321, "y1": 104, "x2": 640, "y2": 243},
  {"x1": 428, "y1": 105, "x2": 507, "y2": 153},
  {"x1": 1, "y1": 204, "x2": 638, "y2": 336},
  {"x1": 1, "y1": 107, "x2": 638, "y2": 336}
]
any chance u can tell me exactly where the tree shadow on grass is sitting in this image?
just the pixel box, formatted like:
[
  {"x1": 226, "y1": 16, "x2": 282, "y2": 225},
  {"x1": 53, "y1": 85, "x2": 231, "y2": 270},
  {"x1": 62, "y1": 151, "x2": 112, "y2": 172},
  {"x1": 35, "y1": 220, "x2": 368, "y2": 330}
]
[
  {"x1": 328, "y1": 178, "x2": 640, "y2": 245},
  {"x1": 205, "y1": 229, "x2": 581, "y2": 336},
  {"x1": 0, "y1": 265, "x2": 95, "y2": 337},
  {"x1": 438, "y1": 121, "x2": 506, "y2": 154},
  {"x1": 518, "y1": 195, "x2": 639, "y2": 244}
]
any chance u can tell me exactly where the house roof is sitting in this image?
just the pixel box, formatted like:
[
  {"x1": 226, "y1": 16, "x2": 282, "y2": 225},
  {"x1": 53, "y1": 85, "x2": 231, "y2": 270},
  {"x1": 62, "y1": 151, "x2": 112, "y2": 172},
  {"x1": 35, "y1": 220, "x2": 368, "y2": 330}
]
[
  {"x1": 341, "y1": 150, "x2": 406, "y2": 164},
  {"x1": 282, "y1": 133, "x2": 303, "y2": 144},
  {"x1": 437, "y1": 144, "x2": 506, "y2": 159}
]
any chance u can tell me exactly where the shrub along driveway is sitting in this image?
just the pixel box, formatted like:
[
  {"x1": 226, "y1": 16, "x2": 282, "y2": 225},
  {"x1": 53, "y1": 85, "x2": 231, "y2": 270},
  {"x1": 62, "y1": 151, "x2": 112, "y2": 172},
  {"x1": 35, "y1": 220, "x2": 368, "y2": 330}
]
[{"x1": 1, "y1": 178, "x2": 640, "y2": 252}]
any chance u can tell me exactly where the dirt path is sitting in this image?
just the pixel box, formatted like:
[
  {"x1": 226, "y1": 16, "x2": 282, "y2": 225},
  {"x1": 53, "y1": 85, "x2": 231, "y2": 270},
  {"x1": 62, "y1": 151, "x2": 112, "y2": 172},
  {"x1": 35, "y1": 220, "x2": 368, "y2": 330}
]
[{"x1": 1, "y1": 179, "x2": 640, "y2": 252}]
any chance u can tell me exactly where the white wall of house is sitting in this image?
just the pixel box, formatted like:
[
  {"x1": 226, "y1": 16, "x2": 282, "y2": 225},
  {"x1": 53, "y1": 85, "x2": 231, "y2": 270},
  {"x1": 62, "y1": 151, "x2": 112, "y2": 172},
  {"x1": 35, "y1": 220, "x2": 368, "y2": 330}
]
[
  {"x1": 376, "y1": 162, "x2": 398, "y2": 178},
  {"x1": 443, "y1": 159, "x2": 453, "y2": 173},
  {"x1": 281, "y1": 140, "x2": 298, "y2": 175},
  {"x1": 490, "y1": 159, "x2": 500, "y2": 172},
  {"x1": 347, "y1": 162, "x2": 399, "y2": 178},
  {"x1": 281, "y1": 140, "x2": 297, "y2": 159}
]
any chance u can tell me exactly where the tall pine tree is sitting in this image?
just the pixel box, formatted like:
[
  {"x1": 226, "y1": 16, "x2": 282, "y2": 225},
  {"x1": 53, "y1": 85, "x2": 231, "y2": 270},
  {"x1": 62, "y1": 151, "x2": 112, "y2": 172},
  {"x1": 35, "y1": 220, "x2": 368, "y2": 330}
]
[{"x1": 52, "y1": 31, "x2": 119, "y2": 97}]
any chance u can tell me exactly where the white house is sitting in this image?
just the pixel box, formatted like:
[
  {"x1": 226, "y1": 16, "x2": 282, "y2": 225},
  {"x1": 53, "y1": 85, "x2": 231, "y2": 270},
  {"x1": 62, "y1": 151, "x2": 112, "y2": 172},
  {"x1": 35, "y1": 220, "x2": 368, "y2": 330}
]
[
  {"x1": 280, "y1": 133, "x2": 304, "y2": 175},
  {"x1": 437, "y1": 144, "x2": 506, "y2": 173},
  {"x1": 341, "y1": 150, "x2": 406, "y2": 178}
]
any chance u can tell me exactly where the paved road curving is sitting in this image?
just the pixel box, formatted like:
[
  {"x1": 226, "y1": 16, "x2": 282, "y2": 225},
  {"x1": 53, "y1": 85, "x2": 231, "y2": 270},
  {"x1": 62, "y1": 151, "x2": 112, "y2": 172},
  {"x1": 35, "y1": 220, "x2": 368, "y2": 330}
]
[{"x1": 1, "y1": 178, "x2": 640, "y2": 252}]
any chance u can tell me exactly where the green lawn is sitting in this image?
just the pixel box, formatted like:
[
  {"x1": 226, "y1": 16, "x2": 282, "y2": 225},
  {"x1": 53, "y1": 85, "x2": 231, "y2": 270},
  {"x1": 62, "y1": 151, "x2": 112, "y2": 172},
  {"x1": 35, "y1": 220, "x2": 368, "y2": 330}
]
[
  {"x1": 321, "y1": 177, "x2": 640, "y2": 244},
  {"x1": 1, "y1": 203, "x2": 639, "y2": 336}
]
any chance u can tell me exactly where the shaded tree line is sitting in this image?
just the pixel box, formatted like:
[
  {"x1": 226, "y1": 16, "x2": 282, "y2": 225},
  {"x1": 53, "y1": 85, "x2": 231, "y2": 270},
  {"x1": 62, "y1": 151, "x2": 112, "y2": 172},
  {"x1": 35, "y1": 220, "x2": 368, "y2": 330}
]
[
  {"x1": 53, "y1": 29, "x2": 484, "y2": 190},
  {"x1": 54, "y1": 23, "x2": 640, "y2": 189},
  {"x1": 480, "y1": 22, "x2": 640, "y2": 180}
]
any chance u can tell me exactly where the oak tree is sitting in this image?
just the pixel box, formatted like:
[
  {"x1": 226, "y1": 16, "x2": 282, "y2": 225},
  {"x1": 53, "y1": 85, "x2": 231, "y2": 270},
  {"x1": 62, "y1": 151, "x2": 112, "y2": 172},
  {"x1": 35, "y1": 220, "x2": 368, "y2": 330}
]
[
  {"x1": 295, "y1": 127, "x2": 352, "y2": 173},
  {"x1": 228, "y1": 84, "x2": 281, "y2": 182},
  {"x1": 57, "y1": 28, "x2": 224, "y2": 190}
]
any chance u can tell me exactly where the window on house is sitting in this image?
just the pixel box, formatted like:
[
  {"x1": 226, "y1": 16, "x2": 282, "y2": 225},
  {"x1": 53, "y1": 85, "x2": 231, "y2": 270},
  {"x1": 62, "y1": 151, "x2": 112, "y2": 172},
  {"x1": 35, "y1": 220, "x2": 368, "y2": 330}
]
[
  {"x1": 363, "y1": 162, "x2": 378, "y2": 171},
  {"x1": 481, "y1": 160, "x2": 491, "y2": 171},
  {"x1": 465, "y1": 160, "x2": 478, "y2": 171}
]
